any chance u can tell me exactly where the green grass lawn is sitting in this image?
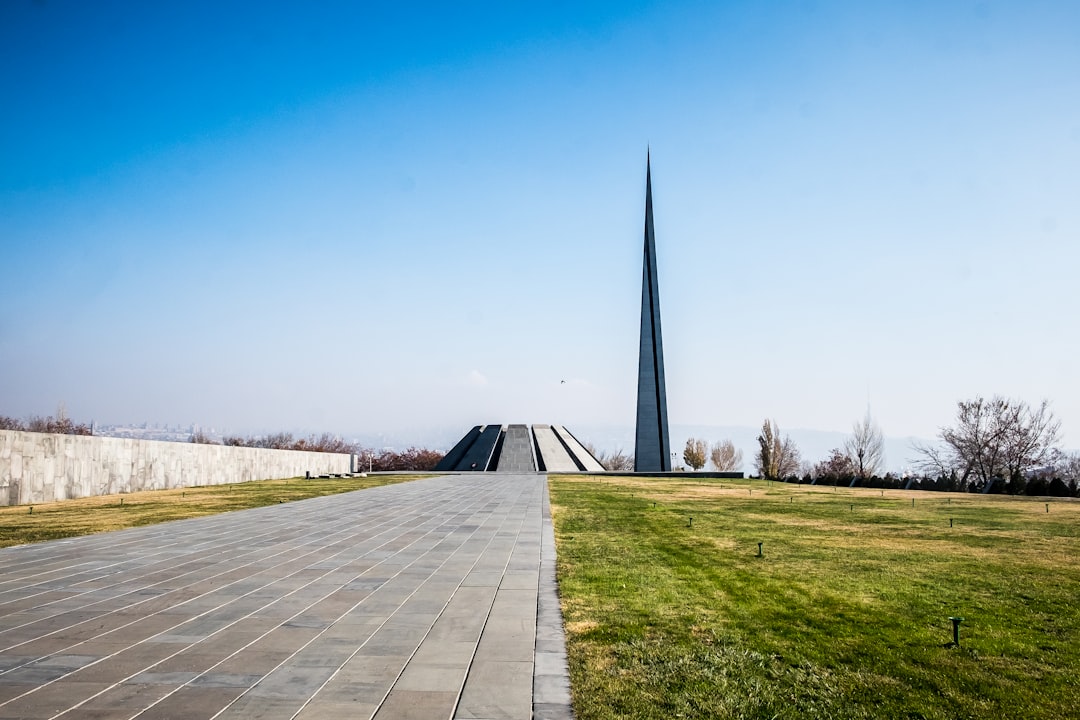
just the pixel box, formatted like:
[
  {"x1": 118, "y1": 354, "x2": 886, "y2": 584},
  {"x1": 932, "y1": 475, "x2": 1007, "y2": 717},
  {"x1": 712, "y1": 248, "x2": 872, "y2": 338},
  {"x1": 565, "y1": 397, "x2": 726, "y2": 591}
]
[
  {"x1": 549, "y1": 476, "x2": 1080, "y2": 720},
  {"x1": 0, "y1": 474, "x2": 420, "y2": 548}
]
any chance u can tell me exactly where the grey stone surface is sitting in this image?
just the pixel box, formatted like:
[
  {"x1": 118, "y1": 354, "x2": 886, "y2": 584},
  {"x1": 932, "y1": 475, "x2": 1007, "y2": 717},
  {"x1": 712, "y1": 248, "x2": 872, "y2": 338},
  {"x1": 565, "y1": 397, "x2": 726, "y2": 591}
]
[
  {"x1": 0, "y1": 473, "x2": 573, "y2": 719},
  {"x1": 532, "y1": 425, "x2": 578, "y2": 472},
  {"x1": 535, "y1": 489, "x2": 574, "y2": 715},
  {"x1": 635, "y1": 154, "x2": 672, "y2": 472},
  {"x1": 455, "y1": 425, "x2": 503, "y2": 471},
  {"x1": 0, "y1": 430, "x2": 350, "y2": 506},
  {"x1": 434, "y1": 426, "x2": 482, "y2": 473},
  {"x1": 493, "y1": 424, "x2": 536, "y2": 472},
  {"x1": 551, "y1": 426, "x2": 604, "y2": 472}
]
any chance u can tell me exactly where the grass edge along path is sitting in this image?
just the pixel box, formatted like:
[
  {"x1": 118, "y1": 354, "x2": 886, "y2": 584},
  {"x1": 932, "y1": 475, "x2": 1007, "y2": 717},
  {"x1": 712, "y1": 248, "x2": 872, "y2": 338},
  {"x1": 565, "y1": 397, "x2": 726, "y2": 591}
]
[
  {"x1": 0, "y1": 474, "x2": 424, "y2": 548},
  {"x1": 549, "y1": 475, "x2": 1080, "y2": 720}
]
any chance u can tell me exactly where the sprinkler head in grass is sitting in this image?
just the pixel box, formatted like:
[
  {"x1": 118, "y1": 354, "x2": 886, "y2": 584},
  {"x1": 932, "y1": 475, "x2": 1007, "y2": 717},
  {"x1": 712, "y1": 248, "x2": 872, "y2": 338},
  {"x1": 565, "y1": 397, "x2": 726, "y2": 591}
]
[
  {"x1": 757, "y1": 542, "x2": 763, "y2": 557},
  {"x1": 949, "y1": 617, "x2": 964, "y2": 647},
  {"x1": 688, "y1": 517, "x2": 693, "y2": 527}
]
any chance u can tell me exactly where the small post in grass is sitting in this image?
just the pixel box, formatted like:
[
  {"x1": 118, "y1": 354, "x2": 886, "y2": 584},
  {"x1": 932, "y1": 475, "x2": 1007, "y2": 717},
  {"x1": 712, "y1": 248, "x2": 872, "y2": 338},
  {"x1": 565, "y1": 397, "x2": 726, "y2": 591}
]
[
  {"x1": 688, "y1": 517, "x2": 693, "y2": 528},
  {"x1": 28, "y1": 506, "x2": 32, "y2": 515},
  {"x1": 850, "y1": 504, "x2": 853, "y2": 512},
  {"x1": 950, "y1": 518, "x2": 953, "y2": 527},
  {"x1": 1046, "y1": 503, "x2": 1050, "y2": 513},
  {"x1": 949, "y1": 616, "x2": 964, "y2": 647},
  {"x1": 912, "y1": 498, "x2": 915, "y2": 508},
  {"x1": 120, "y1": 497, "x2": 124, "y2": 507},
  {"x1": 757, "y1": 542, "x2": 763, "y2": 557}
]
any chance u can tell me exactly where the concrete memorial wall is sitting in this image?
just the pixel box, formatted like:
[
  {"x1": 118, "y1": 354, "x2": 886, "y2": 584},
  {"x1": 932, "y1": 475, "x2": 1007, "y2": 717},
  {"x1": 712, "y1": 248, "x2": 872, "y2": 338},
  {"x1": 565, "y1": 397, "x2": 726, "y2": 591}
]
[{"x1": 0, "y1": 430, "x2": 352, "y2": 506}]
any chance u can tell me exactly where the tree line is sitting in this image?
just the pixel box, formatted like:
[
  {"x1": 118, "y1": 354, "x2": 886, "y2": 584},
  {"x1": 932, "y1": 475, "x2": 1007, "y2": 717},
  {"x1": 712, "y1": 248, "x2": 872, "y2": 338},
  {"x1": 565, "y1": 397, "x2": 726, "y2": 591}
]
[
  {"x1": 677, "y1": 397, "x2": 1080, "y2": 497},
  {"x1": 0, "y1": 411, "x2": 92, "y2": 435}
]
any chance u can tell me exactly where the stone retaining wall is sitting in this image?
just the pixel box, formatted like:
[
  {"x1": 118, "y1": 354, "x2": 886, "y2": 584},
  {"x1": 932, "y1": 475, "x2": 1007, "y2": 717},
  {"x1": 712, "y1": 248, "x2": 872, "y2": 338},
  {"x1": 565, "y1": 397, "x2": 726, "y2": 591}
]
[{"x1": 0, "y1": 430, "x2": 353, "y2": 506}]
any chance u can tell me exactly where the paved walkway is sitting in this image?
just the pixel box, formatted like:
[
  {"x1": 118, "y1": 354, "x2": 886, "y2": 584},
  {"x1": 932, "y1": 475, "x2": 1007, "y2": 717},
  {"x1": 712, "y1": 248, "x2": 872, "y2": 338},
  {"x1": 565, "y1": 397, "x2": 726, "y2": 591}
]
[{"x1": 0, "y1": 474, "x2": 573, "y2": 719}]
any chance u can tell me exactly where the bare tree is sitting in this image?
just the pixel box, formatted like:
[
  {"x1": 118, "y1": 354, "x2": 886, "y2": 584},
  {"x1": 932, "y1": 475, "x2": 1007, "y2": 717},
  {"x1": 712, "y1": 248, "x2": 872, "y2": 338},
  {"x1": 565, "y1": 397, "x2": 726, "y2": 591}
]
[
  {"x1": 844, "y1": 410, "x2": 885, "y2": 479},
  {"x1": 188, "y1": 429, "x2": 218, "y2": 444},
  {"x1": 603, "y1": 449, "x2": 635, "y2": 472},
  {"x1": 256, "y1": 432, "x2": 296, "y2": 450},
  {"x1": 755, "y1": 419, "x2": 801, "y2": 480},
  {"x1": 913, "y1": 396, "x2": 1061, "y2": 488},
  {"x1": 364, "y1": 447, "x2": 444, "y2": 471},
  {"x1": 683, "y1": 438, "x2": 707, "y2": 471},
  {"x1": 1002, "y1": 399, "x2": 1061, "y2": 484},
  {"x1": 583, "y1": 442, "x2": 634, "y2": 472},
  {"x1": 812, "y1": 448, "x2": 856, "y2": 482},
  {"x1": 20, "y1": 411, "x2": 92, "y2": 436},
  {"x1": 709, "y1": 440, "x2": 743, "y2": 472},
  {"x1": 1049, "y1": 451, "x2": 1080, "y2": 485}
]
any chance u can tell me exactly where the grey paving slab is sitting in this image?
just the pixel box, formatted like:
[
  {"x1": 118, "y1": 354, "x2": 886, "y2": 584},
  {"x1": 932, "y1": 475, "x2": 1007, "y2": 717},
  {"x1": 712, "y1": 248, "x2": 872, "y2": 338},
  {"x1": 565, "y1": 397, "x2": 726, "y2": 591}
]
[{"x1": 0, "y1": 473, "x2": 574, "y2": 719}]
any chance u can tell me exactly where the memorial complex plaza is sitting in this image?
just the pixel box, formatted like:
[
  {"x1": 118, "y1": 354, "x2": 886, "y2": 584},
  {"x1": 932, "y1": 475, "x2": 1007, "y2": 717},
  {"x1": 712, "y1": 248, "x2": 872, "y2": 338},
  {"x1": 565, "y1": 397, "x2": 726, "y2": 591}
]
[{"x1": 0, "y1": 159, "x2": 678, "y2": 718}]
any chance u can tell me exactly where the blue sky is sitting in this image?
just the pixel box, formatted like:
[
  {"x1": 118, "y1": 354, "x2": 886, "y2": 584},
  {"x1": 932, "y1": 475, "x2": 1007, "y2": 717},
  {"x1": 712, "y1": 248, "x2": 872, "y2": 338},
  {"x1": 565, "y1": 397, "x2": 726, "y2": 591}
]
[{"x1": 2, "y1": 0, "x2": 1078, "y2": 458}]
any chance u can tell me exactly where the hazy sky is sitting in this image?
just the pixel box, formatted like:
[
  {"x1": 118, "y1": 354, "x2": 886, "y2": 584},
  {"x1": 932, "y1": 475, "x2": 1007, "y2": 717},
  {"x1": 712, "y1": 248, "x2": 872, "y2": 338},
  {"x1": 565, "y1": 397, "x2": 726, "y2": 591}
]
[{"x1": 2, "y1": 1, "x2": 1078, "y2": 451}]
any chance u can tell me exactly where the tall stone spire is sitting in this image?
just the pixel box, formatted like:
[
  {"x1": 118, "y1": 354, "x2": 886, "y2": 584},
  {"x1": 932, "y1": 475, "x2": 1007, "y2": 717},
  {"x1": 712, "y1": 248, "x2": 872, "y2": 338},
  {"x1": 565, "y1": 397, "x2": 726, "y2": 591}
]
[{"x1": 634, "y1": 152, "x2": 671, "y2": 472}]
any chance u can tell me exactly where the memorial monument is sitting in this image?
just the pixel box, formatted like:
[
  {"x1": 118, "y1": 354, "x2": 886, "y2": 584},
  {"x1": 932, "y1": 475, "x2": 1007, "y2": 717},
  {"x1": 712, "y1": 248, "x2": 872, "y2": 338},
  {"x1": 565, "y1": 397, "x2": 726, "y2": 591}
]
[{"x1": 634, "y1": 153, "x2": 672, "y2": 472}]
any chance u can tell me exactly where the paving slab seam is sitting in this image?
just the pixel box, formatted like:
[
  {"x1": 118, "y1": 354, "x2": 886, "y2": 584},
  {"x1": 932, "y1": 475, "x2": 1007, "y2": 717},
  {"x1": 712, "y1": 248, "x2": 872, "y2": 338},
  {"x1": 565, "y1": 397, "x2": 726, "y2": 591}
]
[
  {"x1": 207, "y1": 479, "x2": 524, "y2": 719},
  {"x1": 0, "y1": 510, "x2": 385, "y2": 616},
  {"x1": 0, "y1": 512, "x2": 313, "y2": 590},
  {"x1": 0, "y1": 483, "x2": 487, "y2": 710},
  {"x1": 0, "y1": 487, "x2": 455, "y2": 655},
  {"x1": 451, "y1": 479, "x2": 544, "y2": 720},
  {"x1": 533, "y1": 483, "x2": 574, "y2": 720},
  {"x1": 0, "y1": 483, "x2": 422, "y2": 592},
  {"x1": 0, "y1": 474, "x2": 560, "y2": 720},
  {"x1": 293, "y1": 480, "x2": 534, "y2": 720},
  {"x1": 0, "y1": 507, "x2": 422, "y2": 660},
  {"x1": 0, "y1": 488, "x2": 423, "y2": 602},
  {"x1": 0, "y1": 501, "x2": 421, "y2": 622},
  {"x1": 391, "y1": 478, "x2": 540, "y2": 720},
  {"x1": 7, "y1": 487, "x2": 491, "y2": 718},
  {"x1": 191, "y1": 491, "x2": 510, "y2": 718}
]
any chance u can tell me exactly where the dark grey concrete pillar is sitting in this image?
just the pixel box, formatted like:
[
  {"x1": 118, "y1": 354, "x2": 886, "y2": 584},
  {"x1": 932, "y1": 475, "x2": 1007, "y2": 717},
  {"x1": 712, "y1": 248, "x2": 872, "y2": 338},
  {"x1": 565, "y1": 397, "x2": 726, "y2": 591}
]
[{"x1": 634, "y1": 153, "x2": 671, "y2": 472}]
